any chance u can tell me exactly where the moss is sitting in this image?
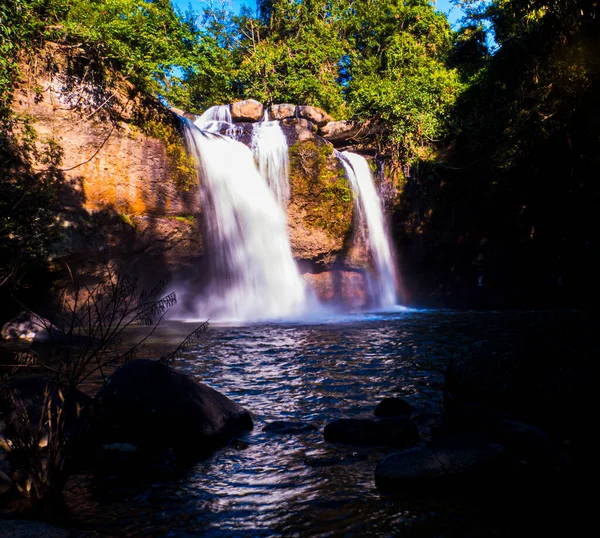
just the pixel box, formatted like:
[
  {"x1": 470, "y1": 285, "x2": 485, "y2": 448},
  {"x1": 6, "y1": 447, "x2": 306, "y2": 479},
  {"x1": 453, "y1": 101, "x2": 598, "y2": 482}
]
[
  {"x1": 118, "y1": 212, "x2": 135, "y2": 228},
  {"x1": 289, "y1": 138, "x2": 353, "y2": 238},
  {"x1": 169, "y1": 215, "x2": 196, "y2": 225},
  {"x1": 142, "y1": 119, "x2": 197, "y2": 192}
]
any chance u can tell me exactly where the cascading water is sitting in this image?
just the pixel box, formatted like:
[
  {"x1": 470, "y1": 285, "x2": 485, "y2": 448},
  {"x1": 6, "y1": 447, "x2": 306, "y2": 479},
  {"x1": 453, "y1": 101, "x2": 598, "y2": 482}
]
[
  {"x1": 181, "y1": 115, "x2": 309, "y2": 321},
  {"x1": 196, "y1": 104, "x2": 237, "y2": 136},
  {"x1": 251, "y1": 112, "x2": 290, "y2": 207},
  {"x1": 338, "y1": 151, "x2": 397, "y2": 307}
]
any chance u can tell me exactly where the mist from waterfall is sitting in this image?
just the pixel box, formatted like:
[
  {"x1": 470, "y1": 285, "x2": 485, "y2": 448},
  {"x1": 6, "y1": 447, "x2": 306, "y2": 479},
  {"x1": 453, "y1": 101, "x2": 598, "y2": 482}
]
[
  {"x1": 251, "y1": 112, "x2": 290, "y2": 207},
  {"x1": 181, "y1": 116, "x2": 309, "y2": 321},
  {"x1": 338, "y1": 151, "x2": 397, "y2": 307}
]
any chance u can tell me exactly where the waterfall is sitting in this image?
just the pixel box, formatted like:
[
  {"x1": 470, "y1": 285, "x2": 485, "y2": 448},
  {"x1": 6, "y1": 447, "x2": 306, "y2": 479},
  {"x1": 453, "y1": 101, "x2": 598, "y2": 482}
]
[
  {"x1": 251, "y1": 112, "x2": 290, "y2": 207},
  {"x1": 338, "y1": 152, "x2": 397, "y2": 307},
  {"x1": 196, "y1": 104, "x2": 237, "y2": 137},
  {"x1": 182, "y1": 116, "x2": 308, "y2": 321}
]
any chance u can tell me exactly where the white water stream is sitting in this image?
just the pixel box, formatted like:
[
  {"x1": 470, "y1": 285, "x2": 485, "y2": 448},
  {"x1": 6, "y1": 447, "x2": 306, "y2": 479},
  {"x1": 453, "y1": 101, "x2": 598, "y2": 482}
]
[
  {"x1": 251, "y1": 112, "x2": 290, "y2": 207},
  {"x1": 338, "y1": 151, "x2": 397, "y2": 307},
  {"x1": 181, "y1": 114, "x2": 308, "y2": 321}
]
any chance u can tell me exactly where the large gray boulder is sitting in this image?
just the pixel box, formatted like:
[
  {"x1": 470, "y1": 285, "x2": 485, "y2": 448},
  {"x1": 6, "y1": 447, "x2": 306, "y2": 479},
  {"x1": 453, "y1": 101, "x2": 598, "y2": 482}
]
[
  {"x1": 320, "y1": 120, "x2": 377, "y2": 145},
  {"x1": 89, "y1": 360, "x2": 253, "y2": 457}
]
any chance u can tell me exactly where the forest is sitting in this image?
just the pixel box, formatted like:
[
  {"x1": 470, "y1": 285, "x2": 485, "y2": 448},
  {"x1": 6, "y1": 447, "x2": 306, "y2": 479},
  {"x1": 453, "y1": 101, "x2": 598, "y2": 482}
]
[{"x1": 1, "y1": 0, "x2": 598, "y2": 309}]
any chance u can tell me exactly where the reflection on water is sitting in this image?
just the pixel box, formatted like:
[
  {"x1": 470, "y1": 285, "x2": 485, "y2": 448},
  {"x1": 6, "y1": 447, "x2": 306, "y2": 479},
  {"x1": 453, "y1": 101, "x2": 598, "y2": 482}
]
[{"x1": 66, "y1": 309, "x2": 590, "y2": 537}]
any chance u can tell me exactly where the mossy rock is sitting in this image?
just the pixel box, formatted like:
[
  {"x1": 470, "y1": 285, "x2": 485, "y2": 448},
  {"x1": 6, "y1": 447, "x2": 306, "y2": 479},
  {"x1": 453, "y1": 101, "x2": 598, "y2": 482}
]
[{"x1": 289, "y1": 138, "x2": 353, "y2": 239}]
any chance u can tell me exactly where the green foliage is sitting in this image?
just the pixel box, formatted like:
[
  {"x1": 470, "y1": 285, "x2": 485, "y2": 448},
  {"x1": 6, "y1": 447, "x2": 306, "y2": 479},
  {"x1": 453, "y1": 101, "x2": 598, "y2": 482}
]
[{"x1": 345, "y1": 0, "x2": 462, "y2": 163}]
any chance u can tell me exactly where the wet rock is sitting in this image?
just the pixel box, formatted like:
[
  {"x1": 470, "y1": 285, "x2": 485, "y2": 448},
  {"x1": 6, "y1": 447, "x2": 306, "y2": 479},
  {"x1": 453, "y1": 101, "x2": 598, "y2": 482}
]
[
  {"x1": 269, "y1": 103, "x2": 296, "y2": 120},
  {"x1": 0, "y1": 311, "x2": 52, "y2": 342},
  {"x1": 0, "y1": 469, "x2": 11, "y2": 494},
  {"x1": 263, "y1": 421, "x2": 318, "y2": 434},
  {"x1": 324, "y1": 417, "x2": 419, "y2": 448},
  {"x1": 374, "y1": 398, "x2": 414, "y2": 418},
  {"x1": 231, "y1": 99, "x2": 264, "y2": 122},
  {"x1": 304, "y1": 450, "x2": 368, "y2": 467},
  {"x1": 231, "y1": 438, "x2": 249, "y2": 450},
  {"x1": 297, "y1": 105, "x2": 334, "y2": 127},
  {"x1": 375, "y1": 435, "x2": 505, "y2": 493},
  {"x1": 89, "y1": 359, "x2": 253, "y2": 457}
]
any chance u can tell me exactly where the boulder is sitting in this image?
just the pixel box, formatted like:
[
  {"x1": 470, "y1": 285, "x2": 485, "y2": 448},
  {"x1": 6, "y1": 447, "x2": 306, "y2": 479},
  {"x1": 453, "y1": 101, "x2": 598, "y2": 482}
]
[
  {"x1": 281, "y1": 117, "x2": 318, "y2": 138},
  {"x1": 374, "y1": 398, "x2": 414, "y2": 418},
  {"x1": 1, "y1": 311, "x2": 51, "y2": 342},
  {"x1": 319, "y1": 120, "x2": 375, "y2": 144},
  {"x1": 375, "y1": 435, "x2": 505, "y2": 493},
  {"x1": 324, "y1": 417, "x2": 419, "y2": 448},
  {"x1": 263, "y1": 421, "x2": 318, "y2": 434},
  {"x1": 297, "y1": 105, "x2": 334, "y2": 127},
  {"x1": 231, "y1": 99, "x2": 264, "y2": 122},
  {"x1": 269, "y1": 103, "x2": 296, "y2": 120},
  {"x1": 89, "y1": 359, "x2": 253, "y2": 457}
]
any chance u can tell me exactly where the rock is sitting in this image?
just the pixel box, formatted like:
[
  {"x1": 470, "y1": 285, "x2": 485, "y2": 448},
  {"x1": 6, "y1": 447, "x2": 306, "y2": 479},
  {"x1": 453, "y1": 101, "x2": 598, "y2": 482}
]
[
  {"x1": 319, "y1": 120, "x2": 377, "y2": 145},
  {"x1": 297, "y1": 105, "x2": 334, "y2": 127},
  {"x1": 0, "y1": 311, "x2": 51, "y2": 342},
  {"x1": 89, "y1": 359, "x2": 253, "y2": 457},
  {"x1": 263, "y1": 421, "x2": 318, "y2": 434},
  {"x1": 269, "y1": 103, "x2": 296, "y2": 120},
  {"x1": 482, "y1": 418, "x2": 568, "y2": 468},
  {"x1": 231, "y1": 99, "x2": 264, "y2": 122},
  {"x1": 324, "y1": 417, "x2": 419, "y2": 448},
  {"x1": 0, "y1": 469, "x2": 11, "y2": 494},
  {"x1": 375, "y1": 435, "x2": 505, "y2": 493},
  {"x1": 374, "y1": 398, "x2": 414, "y2": 418},
  {"x1": 281, "y1": 117, "x2": 318, "y2": 137}
]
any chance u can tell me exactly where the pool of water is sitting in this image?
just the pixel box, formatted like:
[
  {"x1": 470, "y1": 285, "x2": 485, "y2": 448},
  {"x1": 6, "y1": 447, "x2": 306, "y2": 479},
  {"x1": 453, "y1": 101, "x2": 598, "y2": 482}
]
[{"x1": 65, "y1": 309, "x2": 591, "y2": 537}]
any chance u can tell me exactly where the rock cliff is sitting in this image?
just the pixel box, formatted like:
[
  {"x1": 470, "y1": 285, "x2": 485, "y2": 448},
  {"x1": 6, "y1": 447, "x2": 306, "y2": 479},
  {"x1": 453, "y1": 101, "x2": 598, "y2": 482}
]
[{"x1": 10, "y1": 51, "x2": 387, "y2": 307}]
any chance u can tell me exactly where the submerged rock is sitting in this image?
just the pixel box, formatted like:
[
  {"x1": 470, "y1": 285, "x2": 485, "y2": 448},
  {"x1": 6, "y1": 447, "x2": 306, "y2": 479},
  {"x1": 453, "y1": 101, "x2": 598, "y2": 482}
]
[
  {"x1": 89, "y1": 359, "x2": 253, "y2": 457},
  {"x1": 324, "y1": 417, "x2": 419, "y2": 448},
  {"x1": 375, "y1": 435, "x2": 505, "y2": 493},
  {"x1": 231, "y1": 99, "x2": 264, "y2": 122},
  {"x1": 374, "y1": 398, "x2": 414, "y2": 418},
  {"x1": 263, "y1": 421, "x2": 318, "y2": 434}
]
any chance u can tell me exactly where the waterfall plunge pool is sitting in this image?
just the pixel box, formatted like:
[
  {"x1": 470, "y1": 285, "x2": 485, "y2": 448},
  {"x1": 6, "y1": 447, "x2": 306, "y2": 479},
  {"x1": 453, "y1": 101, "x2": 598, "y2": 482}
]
[{"x1": 63, "y1": 308, "x2": 591, "y2": 537}]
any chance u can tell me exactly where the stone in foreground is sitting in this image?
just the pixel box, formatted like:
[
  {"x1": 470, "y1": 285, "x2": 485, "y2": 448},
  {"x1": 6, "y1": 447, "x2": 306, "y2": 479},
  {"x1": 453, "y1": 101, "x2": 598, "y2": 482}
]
[
  {"x1": 324, "y1": 417, "x2": 419, "y2": 448},
  {"x1": 90, "y1": 359, "x2": 253, "y2": 457},
  {"x1": 374, "y1": 397, "x2": 414, "y2": 418},
  {"x1": 375, "y1": 435, "x2": 505, "y2": 493}
]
